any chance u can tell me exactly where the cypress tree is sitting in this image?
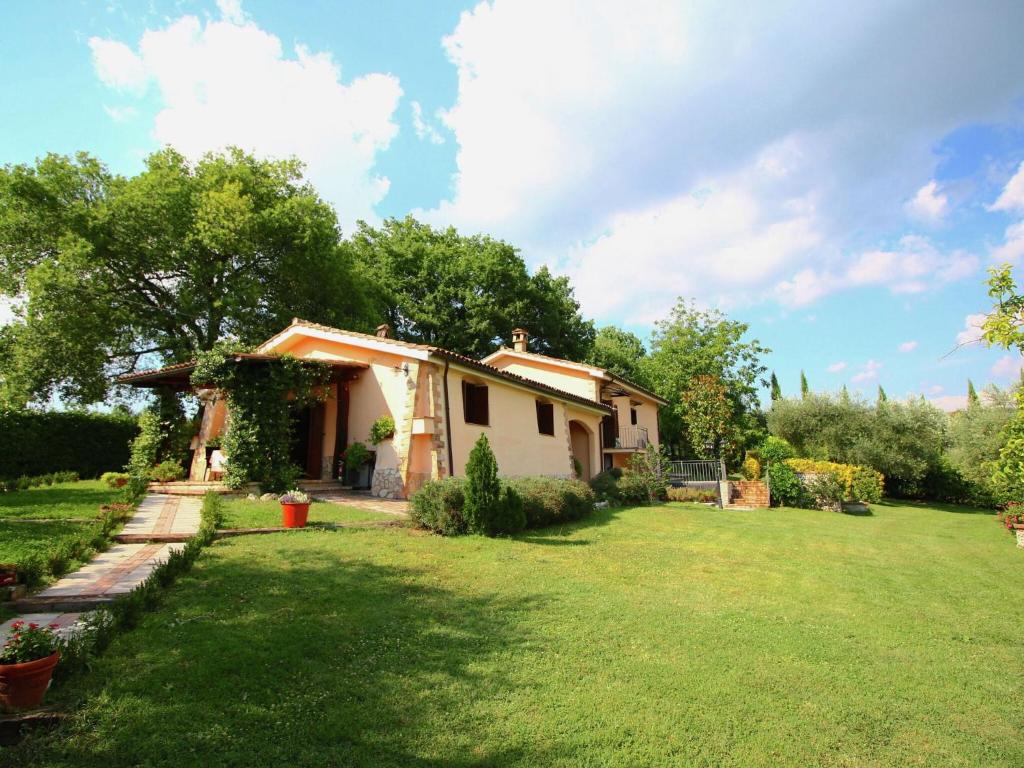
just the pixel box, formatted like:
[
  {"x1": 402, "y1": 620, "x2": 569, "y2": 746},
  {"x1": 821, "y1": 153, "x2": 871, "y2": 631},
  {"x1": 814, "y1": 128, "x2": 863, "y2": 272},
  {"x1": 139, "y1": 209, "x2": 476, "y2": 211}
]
[
  {"x1": 770, "y1": 371, "x2": 782, "y2": 401},
  {"x1": 967, "y1": 379, "x2": 980, "y2": 407},
  {"x1": 839, "y1": 384, "x2": 850, "y2": 404},
  {"x1": 463, "y1": 433, "x2": 502, "y2": 535},
  {"x1": 877, "y1": 385, "x2": 888, "y2": 404},
  {"x1": 800, "y1": 370, "x2": 809, "y2": 399}
]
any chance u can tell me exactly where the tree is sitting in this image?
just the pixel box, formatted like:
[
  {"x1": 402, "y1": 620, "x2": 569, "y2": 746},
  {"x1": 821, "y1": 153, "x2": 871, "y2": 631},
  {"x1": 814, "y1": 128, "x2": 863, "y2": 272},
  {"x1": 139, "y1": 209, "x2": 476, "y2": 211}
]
[
  {"x1": 641, "y1": 299, "x2": 769, "y2": 458},
  {"x1": 462, "y1": 433, "x2": 524, "y2": 536},
  {"x1": 800, "y1": 370, "x2": 810, "y2": 399},
  {"x1": 680, "y1": 375, "x2": 735, "y2": 476},
  {"x1": 947, "y1": 384, "x2": 1015, "y2": 503},
  {"x1": 589, "y1": 326, "x2": 647, "y2": 383},
  {"x1": 877, "y1": 385, "x2": 888, "y2": 405},
  {"x1": 0, "y1": 148, "x2": 373, "y2": 405},
  {"x1": 770, "y1": 371, "x2": 782, "y2": 401},
  {"x1": 349, "y1": 216, "x2": 594, "y2": 359},
  {"x1": 967, "y1": 379, "x2": 980, "y2": 408}
]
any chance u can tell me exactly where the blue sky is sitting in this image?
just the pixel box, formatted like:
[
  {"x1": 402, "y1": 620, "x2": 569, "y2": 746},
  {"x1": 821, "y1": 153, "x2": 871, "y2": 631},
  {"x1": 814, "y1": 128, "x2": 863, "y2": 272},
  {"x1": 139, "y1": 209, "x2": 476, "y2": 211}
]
[{"x1": 3, "y1": 0, "x2": 1024, "y2": 409}]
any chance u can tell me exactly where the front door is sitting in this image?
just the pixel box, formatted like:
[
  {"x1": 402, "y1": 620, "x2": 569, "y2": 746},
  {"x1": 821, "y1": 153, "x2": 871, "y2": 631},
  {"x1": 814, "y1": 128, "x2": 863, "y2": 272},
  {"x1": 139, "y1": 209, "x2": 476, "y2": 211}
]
[{"x1": 291, "y1": 403, "x2": 326, "y2": 479}]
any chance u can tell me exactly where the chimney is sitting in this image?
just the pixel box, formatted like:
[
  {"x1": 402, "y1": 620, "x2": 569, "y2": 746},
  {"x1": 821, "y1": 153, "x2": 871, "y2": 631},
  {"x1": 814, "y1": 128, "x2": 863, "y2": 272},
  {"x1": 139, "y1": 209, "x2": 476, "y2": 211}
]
[
  {"x1": 376, "y1": 323, "x2": 391, "y2": 339},
  {"x1": 512, "y1": 328, "x2": 528, "y2": 353}
]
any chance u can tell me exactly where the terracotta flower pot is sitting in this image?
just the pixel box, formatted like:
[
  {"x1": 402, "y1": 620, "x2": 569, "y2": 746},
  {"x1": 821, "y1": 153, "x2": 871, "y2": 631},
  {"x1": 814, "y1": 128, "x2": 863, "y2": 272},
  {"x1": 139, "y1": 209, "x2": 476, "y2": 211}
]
[
  {"x1": 0, "y1": 652, "x2": 60, "y2": 711},
  {"x1": 281, "y1": 503, "x2": 310, "y2": 528}
]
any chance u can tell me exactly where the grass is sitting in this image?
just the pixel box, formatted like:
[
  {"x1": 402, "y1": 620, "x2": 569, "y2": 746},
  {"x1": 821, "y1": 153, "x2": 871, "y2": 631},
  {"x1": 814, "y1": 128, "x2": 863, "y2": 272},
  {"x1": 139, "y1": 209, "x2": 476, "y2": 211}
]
[
  {"x1": 219, "y1": 498, "x2": 400, "y2": 528},
  {"x1": 6, "y1": 499, "x2": 1024, "y2": 767},
  {"x1": 0, "y1": 480, "x2": 120, "y2": 566}
]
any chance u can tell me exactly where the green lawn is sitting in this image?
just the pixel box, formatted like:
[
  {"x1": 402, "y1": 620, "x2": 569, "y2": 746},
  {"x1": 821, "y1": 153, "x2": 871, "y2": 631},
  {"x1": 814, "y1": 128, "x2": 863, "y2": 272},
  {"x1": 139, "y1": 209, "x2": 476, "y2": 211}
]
[
  {"x1": 0, "y1": 481, "x2": 119, "y2": 566},
  {"x1": 219, "y1": 498, "x2": 400, "y2": 528},
  {"x1": 7, "y1": 500, "x2": 1024, "y2": 767}
]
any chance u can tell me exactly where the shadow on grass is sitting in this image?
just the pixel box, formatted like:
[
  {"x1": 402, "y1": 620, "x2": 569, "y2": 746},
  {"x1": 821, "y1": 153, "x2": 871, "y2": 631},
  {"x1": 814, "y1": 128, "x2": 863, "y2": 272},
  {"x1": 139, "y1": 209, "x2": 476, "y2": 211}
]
[
  {"x1": 6, "y1": 533, "x2": 562, "y2": 767},
  {"x1": 841, "y1": 507, "x2": 874, "y2": 517},
  {"x1": 876, "y1": 498, "x2": 998, "y2": 516}
]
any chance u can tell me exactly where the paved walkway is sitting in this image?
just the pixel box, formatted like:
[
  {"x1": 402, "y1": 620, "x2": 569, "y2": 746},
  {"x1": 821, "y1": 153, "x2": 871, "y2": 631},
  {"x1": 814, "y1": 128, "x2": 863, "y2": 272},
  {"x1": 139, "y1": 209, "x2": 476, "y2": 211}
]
[
  {"x1": 1, "y1": 494, "x2": 200, "y2": 644},
  {"x1": 315, "y1": 490, "x2": 409, "y2": 517}
]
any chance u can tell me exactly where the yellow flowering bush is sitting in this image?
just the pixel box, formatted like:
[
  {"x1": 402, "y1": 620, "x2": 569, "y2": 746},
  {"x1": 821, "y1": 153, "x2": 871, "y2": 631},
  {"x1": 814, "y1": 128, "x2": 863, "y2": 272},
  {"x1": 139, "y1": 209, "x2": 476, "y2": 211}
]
[
  {"x1": 741, "y1": 455, "x2": 761, "y2": 480},
  {"x1": 785, "y1": 458, "x2": 884, "y2": 503}
]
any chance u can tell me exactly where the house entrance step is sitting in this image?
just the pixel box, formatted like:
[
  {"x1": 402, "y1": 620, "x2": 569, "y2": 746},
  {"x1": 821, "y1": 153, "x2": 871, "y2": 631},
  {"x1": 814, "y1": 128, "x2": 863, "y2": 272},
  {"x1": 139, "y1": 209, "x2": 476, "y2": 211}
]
[{"x1": 147, "y1": 481, "x2": 257, "y2": 496}]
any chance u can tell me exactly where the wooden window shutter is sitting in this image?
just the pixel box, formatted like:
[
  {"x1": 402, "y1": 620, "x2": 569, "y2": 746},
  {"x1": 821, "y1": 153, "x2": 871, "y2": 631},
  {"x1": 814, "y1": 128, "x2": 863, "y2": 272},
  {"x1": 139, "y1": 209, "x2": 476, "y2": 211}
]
[
  {"x1": 536, "y1": 401, "x2": 554, "y2": 435},
  {"x1": 463, "y1": 382, "x2": 489, "y2": 425}
]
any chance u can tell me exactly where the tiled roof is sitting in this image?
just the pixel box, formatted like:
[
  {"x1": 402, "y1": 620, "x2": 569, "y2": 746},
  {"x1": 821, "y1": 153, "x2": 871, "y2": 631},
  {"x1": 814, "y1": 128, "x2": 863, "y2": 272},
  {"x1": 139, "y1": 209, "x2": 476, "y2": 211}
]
[
  {"x1": 483, "y1": 346, "x2": 668, "y2": 406},
  {"x1": 282, "y1": 319, "x2": 612, "y2": 414}
]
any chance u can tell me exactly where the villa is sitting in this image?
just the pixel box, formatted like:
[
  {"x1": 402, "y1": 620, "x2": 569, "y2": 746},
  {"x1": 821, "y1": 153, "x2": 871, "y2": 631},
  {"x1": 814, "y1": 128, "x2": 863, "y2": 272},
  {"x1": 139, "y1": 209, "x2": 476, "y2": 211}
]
[{"x1": 119, "y1": 320, "x2": 666, "y2": 498}]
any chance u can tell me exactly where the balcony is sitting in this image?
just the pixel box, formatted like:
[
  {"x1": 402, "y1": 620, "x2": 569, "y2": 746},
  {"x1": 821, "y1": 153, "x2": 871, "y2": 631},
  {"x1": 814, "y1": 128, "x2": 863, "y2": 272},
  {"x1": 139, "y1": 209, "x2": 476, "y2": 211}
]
[{"x1": 603, "y1": 425, "x2": 649, "y2": 451}]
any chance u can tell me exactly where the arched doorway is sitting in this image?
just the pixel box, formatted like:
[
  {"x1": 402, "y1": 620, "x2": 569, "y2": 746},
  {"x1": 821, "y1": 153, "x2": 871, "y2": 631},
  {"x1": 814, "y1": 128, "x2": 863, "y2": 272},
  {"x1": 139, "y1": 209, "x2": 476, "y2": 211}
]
[{"x1": 569, "y1": 420, "x2": 592, "y2": 481}]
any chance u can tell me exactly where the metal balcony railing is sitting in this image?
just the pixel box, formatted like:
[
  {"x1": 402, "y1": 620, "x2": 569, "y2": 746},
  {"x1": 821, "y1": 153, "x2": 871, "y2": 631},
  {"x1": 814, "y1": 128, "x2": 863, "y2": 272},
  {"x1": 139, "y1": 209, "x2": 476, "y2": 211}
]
[
  {"x1": 609, "y1": 426, "x2": 649, "y2": 450},
  {"x1": 667, "y1": 460, "x2": 723, "y2": 484}
]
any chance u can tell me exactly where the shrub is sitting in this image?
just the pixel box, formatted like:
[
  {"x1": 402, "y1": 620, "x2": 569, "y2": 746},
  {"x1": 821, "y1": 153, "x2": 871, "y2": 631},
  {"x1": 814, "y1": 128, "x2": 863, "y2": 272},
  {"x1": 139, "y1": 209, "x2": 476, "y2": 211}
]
[
  {"x1": 369, "y1": 414, "x2": 396, "y2": 444},
  {"x1": 805, "y1": 470, "x2": 846, "y2": 511},
  {"x1": 618, "y1": 472, "x2": 659, "y2": 504},
  {"x1": 149, "y1": 460, "x2": 185, "y2": 483},
  {"x1": 507, "y1": 477, "x2": 595, "y2": 528},
  {"x1": 621, "y1": 445, "x2": 671, "y2": 503},
  {"x1": 785, "y1": 458, "x2": 883, "y2": 503},
  {"x1": 666, "y1": 486, "x2": 719, "y2": 503},
  {"x1": 409, "y1": 477, "x2": 468, "y2": 535},
  {"x1": 761, "y1": 436, "x2": 796, "y2": 464},
  {"x1": 101, "y1": 471, "x2": 130, "y2": 488},
  {"x1": 766, "y1": 461, "x2": 805, "y2": 507},
  {"x1": 485, "y1": 485, "x2": 526, "y2": 536},
  {"x1": 740, "y1": 456, "x2": 761, "y2": 480},
  {"x1": 589, "y1": 468, "x2": 623, "y2": 502},
  {"x1": 344, "y1": 442, "x2": 372, "y2": 470}
]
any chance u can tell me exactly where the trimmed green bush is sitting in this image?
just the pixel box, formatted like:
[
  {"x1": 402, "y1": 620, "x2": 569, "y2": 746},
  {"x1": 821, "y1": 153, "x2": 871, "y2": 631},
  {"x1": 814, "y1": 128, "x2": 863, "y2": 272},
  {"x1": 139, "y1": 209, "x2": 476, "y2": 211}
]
[
  {"x1": 0, "y1": 409, "x2": 137, "y2": 479},
  {"x1": 508, "y1": 477, "x2": 595, "y2": 528},
  {"x1": 666, "y1": 486, "x2": 718, "y2": 503},
  {"x1": 463, "y1": 434, "x2": 505, "y2": 535},
  {"x1": 149, "y1": 460, "x2": 186, "y2": 483},
  {"x1": 589, "y1": 468, "x2": 623, "y2": 502},
  {"x1": 409, "y1": 477, "x2": 467, "y2": 535}
]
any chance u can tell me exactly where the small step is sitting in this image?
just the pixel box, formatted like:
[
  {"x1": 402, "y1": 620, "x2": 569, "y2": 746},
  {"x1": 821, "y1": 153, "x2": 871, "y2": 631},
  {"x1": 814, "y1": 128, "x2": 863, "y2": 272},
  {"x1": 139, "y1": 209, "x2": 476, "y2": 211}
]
[{"x1": 13, "y1": 595, "x2": 117, "y2": 613}]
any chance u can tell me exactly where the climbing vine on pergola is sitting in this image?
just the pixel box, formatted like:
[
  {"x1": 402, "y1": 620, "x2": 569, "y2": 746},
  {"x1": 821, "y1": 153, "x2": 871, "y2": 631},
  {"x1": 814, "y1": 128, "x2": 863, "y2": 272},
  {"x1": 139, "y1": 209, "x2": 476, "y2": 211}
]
[{"x1": 191, "y1": 349, "x2": 332, "y2": 492}]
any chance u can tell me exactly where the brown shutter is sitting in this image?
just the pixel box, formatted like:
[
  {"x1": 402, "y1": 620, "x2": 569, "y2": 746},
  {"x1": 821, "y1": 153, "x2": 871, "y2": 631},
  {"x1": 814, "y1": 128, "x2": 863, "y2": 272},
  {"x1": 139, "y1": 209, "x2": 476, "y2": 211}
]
[
  {"x1": 478, "y1": 385, "x2": 489, "y2": 425},
  {"x1": 536, "y1": 401, "x2": 554, "y2": 435},
  {"x1": 462, "y1": 381, "x2": 470, "y2": 422}
]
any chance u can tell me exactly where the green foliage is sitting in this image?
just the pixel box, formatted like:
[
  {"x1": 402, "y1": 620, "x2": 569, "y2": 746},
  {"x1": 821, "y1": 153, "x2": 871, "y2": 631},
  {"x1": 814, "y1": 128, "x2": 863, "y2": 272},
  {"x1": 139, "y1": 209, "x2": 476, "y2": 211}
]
[
  {"x1": 588, "y1": 326, "x2": 648, "y2": 383},
  {"x1": 740, "y1": 455, "x2": 761, "y2": 480},
  {"x1": 785, "y1": 459, "x2": 884, "y2": 503},
  {"x1": 666, "y1": 486, "x2": 719, "y2": 503},
  {"x1": 0, "y1": 408, "x2": 137, "y2": 479},
  {"x1": 989, "y1": 394, "x2": 1024, "y2": 504},
  {"x1": 981, "y1": 264, "x2": 1024, "y2": 351},
  {"x1": 127, "y1": 410, "x2": 164, "y2": 480},
  {"x1": 947, "y1": 385, "x2": 1014, "y2": 505},
  {"x1": 148, "y1": 460, "x2": 185, "y2": 483},
  {"x1": 760, "y1": 436, "x2": 796, "y2": 464},
  {"x1": 0, "y1": 148, "x2": 374, "y2": 405},
  {"x1": 877, "y1": 385, "x2": 888, "y2": 405},
  {"x1": 766, "y1": 461, "x2": 805, "y2": 507},
  {"x1": 463, "y1": 434, "x2": 506, "y2": 535},
  {"x1": 0, "y1": 621, "x2": 61, "y2": 664},
  {"x1": 680, "y1": 374, "x2": 735, "y2": 460},
  {"x1": 506, "y1": 477, "x2": 595, "y2": 528},
  {"x1": 618, "y1": 446, "x2": 671, "y2": 503},
  {"x1": 191, "y1": 350, "x2": 331, "y2": 492},
  {"x1": 588, "y1": 468, "x2": 624, "y2": 502},
  {"x1": 967, "y1": 379, "x2": 980, "y2": 407},
  {"x1": 351, "y1": 216, "x2": 595, "y2": 360},
  {"x1": 770, "y1": 371, "x2": 782, "y2": 401},
  {"x1": 800, "y1": 370, "x2": 809, "y2": 399},
  {"x1": 641, "y1": 299, "x2": 769, "y2": 458},
  {"x1": 0, "y1": 471, "x2": 80, "y2": 493},
  {"x1": 408, "y1": 477, "x2": 468, "y2": 535},
  {"x1": 100, "y1": 472, "x2": 129, "y2": 488},
  {"x1": 804, "y1": 470, "x2": 846, "y2": 511},
  {"x1": 369, "y1": 415, "x2": 395, "y2": 445},
  {"x1": 344, "y1": 442, "x2": 372, "y2": 470}
]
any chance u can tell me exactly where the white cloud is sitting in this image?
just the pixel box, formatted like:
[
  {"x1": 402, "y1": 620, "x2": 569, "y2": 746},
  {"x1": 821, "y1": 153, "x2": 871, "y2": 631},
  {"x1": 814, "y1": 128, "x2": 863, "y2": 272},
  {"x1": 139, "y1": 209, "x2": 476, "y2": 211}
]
[
  {"x1": 898, "y1": 340, "x2": 918, "y2": 353},
  {"x1": 89, "y1": 1, "x2": 402, "y2": 227},
  {"x1": 411, "y1": 101, "x2": 444, "y2": 145},
  {"x1": 992, "y1": 220, "x2": 1024, "y2": 263},
  {"x1": 989, "y1": 161, "x2": 1024, "y2": 213},
  {"x1": 904, "y1": 180, "x2": 949, "y2": 223},
  {"x1": 929, "y1": 394, "x2": 968, "y2": 412},
  {"x1": 851, "y1": 359, "x2": 883, "y2": 384},
  {"x1": 775, "y1": 235, "x2": 977, "y2": 307},
  {"x1": 956, "y1": 313, "x2": 987, "y2": 346},
  {"x1": 89, "y1": 38, "x2": 148, "y2": 94},
  {"x1": 827, "y1": 361, "x2": 847, "y2": 373},
  {"x1": 419, "y1": 0, "x2": 1023, "y2": 318},
  {"x1": 991, "y1": 354, "x2": 1023, "y2": 380},
  {"x1": 102, "y1": 105, "x2": 138, "y2": 122}
]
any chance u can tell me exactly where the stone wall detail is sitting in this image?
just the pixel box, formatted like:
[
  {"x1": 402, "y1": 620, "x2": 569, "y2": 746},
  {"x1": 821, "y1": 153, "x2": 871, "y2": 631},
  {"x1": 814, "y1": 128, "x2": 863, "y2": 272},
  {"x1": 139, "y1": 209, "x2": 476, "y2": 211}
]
[
  {"x1": 1017, "y1": 528, "x2": 1024, "y2": 549},
  {"x1": 371, "y1": 468, "x2": 404, "y2": 499}
]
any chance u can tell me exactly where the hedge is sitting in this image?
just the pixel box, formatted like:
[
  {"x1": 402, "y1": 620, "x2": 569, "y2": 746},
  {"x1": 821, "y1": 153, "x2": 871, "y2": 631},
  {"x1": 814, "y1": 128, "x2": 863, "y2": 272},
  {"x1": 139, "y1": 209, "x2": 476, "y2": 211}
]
[
  {"x1": 785, "y1": 458, "x2": 884, "y2": 503},
  {"x1": 410, "y1": 476, "x2": 596, "y2": 535},
  {"x1": 0, "y1": 409, "x2": 139, "y2": 479}
]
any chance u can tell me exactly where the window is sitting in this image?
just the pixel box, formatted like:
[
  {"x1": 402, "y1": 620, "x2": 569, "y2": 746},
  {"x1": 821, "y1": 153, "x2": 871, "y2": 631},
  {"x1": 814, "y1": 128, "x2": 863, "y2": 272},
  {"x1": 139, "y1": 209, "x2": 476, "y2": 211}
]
[
  {"x1": 462, "y1": 381, "x2": 489, "y2": 425},
  {"x1": 630, "y1": 407, "x2": 638, "y2": 426},
  {"x1": 536, "y1": 401, "x2": 555, "y2": 435}
]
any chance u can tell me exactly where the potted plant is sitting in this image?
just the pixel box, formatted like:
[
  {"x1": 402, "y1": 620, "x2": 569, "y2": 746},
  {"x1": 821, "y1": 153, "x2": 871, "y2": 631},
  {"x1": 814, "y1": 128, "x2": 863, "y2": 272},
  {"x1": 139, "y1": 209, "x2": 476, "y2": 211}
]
[
  {"x1": 369, "y1": 414, "x2": 395, "y2": 444},
  {"x1": 0, "y1": 621, "x2": 61, "y2": 711},
  {"x1": 279, "y1": 489, "x2": 311, "y2": 528},
  {"x1": 342, "y1": 442, "x2": 373, "y2": 488}
]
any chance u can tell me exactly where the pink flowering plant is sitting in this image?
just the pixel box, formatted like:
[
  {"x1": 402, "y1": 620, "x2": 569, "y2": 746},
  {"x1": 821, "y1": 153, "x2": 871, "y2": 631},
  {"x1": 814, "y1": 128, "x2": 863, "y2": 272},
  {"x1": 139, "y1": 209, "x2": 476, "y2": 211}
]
[{"x1": 0, "y1": 621, "x2": 61, "y2": 664}]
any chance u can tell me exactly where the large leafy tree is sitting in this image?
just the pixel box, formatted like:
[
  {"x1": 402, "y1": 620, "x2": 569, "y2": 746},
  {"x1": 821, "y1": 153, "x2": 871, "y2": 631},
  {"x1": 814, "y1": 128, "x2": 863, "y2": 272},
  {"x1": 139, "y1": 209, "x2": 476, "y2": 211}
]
[
  {"x1": 0, "y1": 148, "x2": 372, "y2": 405},
  {"x1": 588, "y1": 326, "x2": 648, "y2": 383},
  {"x1": 680, "y1": 374, "x2": 736, "y2": 472},
  {"x1": 349, "y1": 217, "x2": 594, "y2": 359},
  {"x1": 641, "y1": 299, "x2": 769, "y2": 458}
]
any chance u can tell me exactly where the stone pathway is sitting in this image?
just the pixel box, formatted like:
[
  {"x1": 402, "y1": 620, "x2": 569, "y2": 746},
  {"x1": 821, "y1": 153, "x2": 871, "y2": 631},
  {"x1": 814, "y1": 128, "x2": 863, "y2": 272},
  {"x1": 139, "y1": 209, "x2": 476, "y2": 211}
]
[
  {"x1": 316, "y1": 490, "x2": 410, "y2": 517},
  {"x1": 1, "y1": 494, "x2": 200, "y2": 643}
]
